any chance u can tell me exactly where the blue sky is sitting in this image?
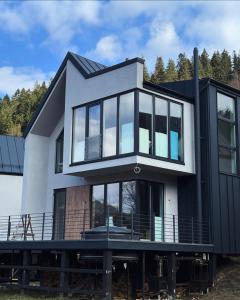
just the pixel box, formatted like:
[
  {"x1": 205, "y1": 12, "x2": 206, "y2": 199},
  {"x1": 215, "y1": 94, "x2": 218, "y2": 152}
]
[{"x1": 0, "y1": 1, "x2": 240, "y2": 96}]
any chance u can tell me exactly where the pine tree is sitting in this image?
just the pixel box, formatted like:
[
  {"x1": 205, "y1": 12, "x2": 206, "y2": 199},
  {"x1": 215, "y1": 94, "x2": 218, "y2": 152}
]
[
  {"x1": 230, "y1": 51, "x2": 240, "y2": 89},
  {"x1": 177, "y1": 53, "x2": 192, "y2": 80},
  {"x1": 143, "y1": 62, "x2": 150, "y2": 81},
  {"x1": 211, "y1": 51, "x2": 222, "y2": 81},
  {"x1": 220, "y1": 49, "x2": 232, "y2": 83},
  {"x1": 164, "y1": 59, "x2": 178, "y2": 82},
  {"x1": 151, "y1": 56, "x2": 165, "y2": 84},
  {"x1": 200, "y1": 49, "x2": 212, "y2": 78}
]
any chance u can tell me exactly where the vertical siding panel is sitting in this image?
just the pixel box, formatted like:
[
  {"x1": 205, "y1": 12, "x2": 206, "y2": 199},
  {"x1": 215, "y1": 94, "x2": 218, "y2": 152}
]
[
  {"x1": 219, "y1": 175, "x2": 229, "y2": 253},
  {"x1": 227, "y1": 176, "x2": 235, "y2": 253}
]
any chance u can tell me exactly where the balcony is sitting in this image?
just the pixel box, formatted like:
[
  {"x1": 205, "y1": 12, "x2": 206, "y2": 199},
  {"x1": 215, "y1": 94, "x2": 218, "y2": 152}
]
[{"x1": 0, "y1": 210, "x2": 211, "y2": 246}]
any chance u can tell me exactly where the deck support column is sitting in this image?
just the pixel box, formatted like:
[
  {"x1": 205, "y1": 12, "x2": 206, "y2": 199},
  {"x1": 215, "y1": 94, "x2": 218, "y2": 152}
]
[
  {"x1": 103, "y1": 250, "x2": 112, "y2": 300},
  {"x1": 59, "y1": 251, "x2": 69, "y2": 298},
  {"x1": 21, "y1": 250, "x2": 31, "y2": 293},
  {"x1": 167, "y1": 252, "x2": 176, "y2": 300},
  {"x1": 208, "y1": 254, "x2": 216, "y2": 287},
  {"x1": 142, "y1": 251, "x2": 145, "y2": 300}
]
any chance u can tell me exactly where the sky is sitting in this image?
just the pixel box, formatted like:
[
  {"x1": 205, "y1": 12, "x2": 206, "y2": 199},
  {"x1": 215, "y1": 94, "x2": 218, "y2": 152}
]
[{"x1": 0, "y1": 0, "x2": 240, "y2": 96}]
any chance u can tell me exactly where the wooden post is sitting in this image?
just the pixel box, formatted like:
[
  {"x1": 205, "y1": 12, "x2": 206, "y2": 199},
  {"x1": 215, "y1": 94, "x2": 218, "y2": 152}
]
[
  {"x1": 208, "y1": 254, "x2": 216, "y2": 287},
  {"x1": 59, "y1": 251, "x2": 69, "y2": 298},
  {"x1": 142, "y1": 251, "x2": 145, "y2": 300},
  {"x1": 21, "y1": 250, "x2": 31, "y2": 294},
  {"x1": 167, "y1": 253, "x2": 176, "y2": 300},
  {"x1": 103, "y1": 250, "x2": 112, "y2": 300}
]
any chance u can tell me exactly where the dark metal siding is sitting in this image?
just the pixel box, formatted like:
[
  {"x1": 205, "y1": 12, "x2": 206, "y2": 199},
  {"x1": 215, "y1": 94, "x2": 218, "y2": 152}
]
[{"x1": 0, "y1": 135, "x2": 24, "y2": 175}]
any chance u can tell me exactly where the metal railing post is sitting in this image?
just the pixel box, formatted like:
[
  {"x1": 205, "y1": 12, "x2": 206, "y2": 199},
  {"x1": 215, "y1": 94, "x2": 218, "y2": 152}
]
[
  {"x1": 41, "y1": 213, "x2": 45, "y2": 240},
  {"x1": 24, "y1": 214, "x2": 27, "y2": 241},
  {"x1": 7, "y1": 216, "x2": 11, "y2": 241},
  {"x1": 191, "y1": 217, "x2": 194, "y2": 243},
  {"x1": 152, "y1": 212, "x2": 155, "y2": 241},
  {"x1": 107, "y1": 208, "x2": 109, "y2": 239},
  {"x1": 82, "y1": 209, "x2": 86, "y2": 240},
  {"x1": 131, "y1": 210, "x2": 134, "y2": 240},
  {"x1": 173, "y1": 215, "x2": 176, "y2": 243}
]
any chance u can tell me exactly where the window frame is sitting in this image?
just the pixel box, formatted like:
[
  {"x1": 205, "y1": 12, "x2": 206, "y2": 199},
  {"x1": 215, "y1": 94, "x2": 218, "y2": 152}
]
[
  {"x1": 55, "y1": 130, "x2": 64, "y2": 174},
  {"x1": 217, "y1": 91, "x2": 238, "y2": 175},
  {"x1": 70, "y1": 88, "x2": 185, "y2": 166}
]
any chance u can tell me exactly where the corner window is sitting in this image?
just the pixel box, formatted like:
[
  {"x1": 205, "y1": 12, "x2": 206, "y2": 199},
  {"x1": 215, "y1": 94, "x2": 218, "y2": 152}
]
[
  {"x1": 55, "y1": 131, "x2": 64, "y2": 173},
  {"x1": 217, "y1": 93, "x2": 237, "y2": 174},
  {"x1": 72, "y1": 107, "x2": 86, "y2": 163},
  {"x1": 138, "y1": 91, "x2": 183, "y2": 162},
  {"x1": 103, "y1": 98, "x2": 117, "y2": 157}
]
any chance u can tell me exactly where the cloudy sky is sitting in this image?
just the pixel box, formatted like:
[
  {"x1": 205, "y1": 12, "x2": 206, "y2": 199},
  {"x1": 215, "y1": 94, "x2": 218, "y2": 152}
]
[{"x1": 0, "y1": 1, "x2": 239, "y2": 96}]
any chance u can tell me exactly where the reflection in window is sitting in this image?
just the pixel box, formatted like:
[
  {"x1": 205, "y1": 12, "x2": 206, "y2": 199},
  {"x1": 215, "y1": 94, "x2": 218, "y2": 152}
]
[
  {"x1": 72, "y1": 107, "x2": 86, "y2": 162},
  {"x1": 155, "y1": 98, "x2": 168, "y2": 158},
  {"x1": 107, "y1": 183, "x2": 119, "y2": 218},
  {"x1": 87, "y1": 104, "x2": 101, "y2": 160},
  {"x1": 103, "y1": 98, "x2": 117, "y2": 157},
  {"x1": 119, "y1": 93, "x2": 134, "y2": 154},
  {"x1": 217, "y1": 93, "x2": 236, "y2": 174},
  {"x1": 55, "y1": 131, "x2": 64, "y2": 173},
  {"x1": 92, "y1": 185, "x2": 104, "y2": 227},
  {"x1": 170, "y1": 102, "x2": 182, "y2": 160},
  {"x1": 122, "y1": 181, "x2": 136, "y2": 214},
  {"x1": 139, "y1": 93, "x2": 153, "y2": 154}
]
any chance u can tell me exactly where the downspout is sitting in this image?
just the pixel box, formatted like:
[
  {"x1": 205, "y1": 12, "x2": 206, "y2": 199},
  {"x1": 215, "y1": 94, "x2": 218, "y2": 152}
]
[{"x1": 194, "y1": 47, "x2": 202, "y2": 242}]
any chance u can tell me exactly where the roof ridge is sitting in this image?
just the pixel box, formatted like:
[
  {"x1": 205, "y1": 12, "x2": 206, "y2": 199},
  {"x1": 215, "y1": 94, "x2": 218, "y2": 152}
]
[{"x1": 70, "y1": 52, "x2": 107, "y2": 68}]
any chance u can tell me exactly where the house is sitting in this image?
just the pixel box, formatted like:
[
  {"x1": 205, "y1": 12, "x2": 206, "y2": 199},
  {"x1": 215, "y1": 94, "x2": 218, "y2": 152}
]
[
  {"x1": 0, "y1": 49, "x2": 237, "y2": 299},
  {"x1": 0, "y1": 135, "x2": 24, "y2": 217}
]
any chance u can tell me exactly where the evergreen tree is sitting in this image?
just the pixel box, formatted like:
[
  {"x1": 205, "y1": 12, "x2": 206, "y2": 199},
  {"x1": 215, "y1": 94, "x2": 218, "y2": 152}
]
[
  {"x1": 177, "y1": 53, "x2": 192, "y2": 80},
  {"x1": 211, "y1": 51, "x2": 222, "y2": 81},
  {"x1": 151, "y1": 56, "x2": 165, "y2": 84},
  {"x1": 143, "y1": 62, "x2": 150, "y2": 81},
  {"x1": 220, "y1": 49, "x2": 232, "y2": 83},
  {"x1": 200, "y1": 49, "x2": 212, "y2": 78},
  {"x1": 164, "y1": 59, "x2": 178, "y2": 82}
]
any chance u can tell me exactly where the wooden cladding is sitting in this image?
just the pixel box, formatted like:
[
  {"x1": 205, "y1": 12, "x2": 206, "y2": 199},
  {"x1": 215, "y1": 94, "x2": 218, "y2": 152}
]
[{"x1": 54, "y1": 186, "x2": 90, "y2": 240}]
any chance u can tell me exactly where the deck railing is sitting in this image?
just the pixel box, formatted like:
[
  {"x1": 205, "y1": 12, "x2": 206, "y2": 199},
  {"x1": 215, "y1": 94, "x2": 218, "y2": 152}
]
[{"x1": 0, "y1": 210, "x2": 211, "y2": 244}]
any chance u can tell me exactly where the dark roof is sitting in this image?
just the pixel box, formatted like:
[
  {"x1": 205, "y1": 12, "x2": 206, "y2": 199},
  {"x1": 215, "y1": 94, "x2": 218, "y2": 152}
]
[
  {"x1": 24, "y1": 52, "x2": 144, "y2": 137},
  {"x1": 0, "y1": 135, "x2": 24, "y2": 175},
  {"x1": 71, "y1": 53, "x2": 107, "y2": 75}
]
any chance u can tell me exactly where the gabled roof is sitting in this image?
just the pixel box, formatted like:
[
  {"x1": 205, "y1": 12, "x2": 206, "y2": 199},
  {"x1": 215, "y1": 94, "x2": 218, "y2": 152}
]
[
  {"x1": 24, "y1": 52, "x2": 144, "y2": 137},
  {"x1": 0, "y1": 135, "x2": 24, "y2": 175}
]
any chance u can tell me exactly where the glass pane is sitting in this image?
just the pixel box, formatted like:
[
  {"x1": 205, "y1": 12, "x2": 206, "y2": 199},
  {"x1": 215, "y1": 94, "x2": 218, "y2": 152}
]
[
  {"x1": 218, "y1": 120, "x2": 236, "y2": 147},
  {"x1": 119, "y1": 92, "x2": 134, "y2": 154},
  {"x1": 122, "y1": 181, "x2": 136, "y2": 214},
  {"x1": 155, "y1": 98, "x2": 168, "y2": 158},
  {"x1": 139, "y1": 92, "x2": 153, "y2": 154},
  {"x1": 217, "y1": 93, "x2": 235, "y2": 121},
  {"x1": 72, "y1": 107, "x2": 86, "y2": 162},
  {"x1": 103, "y1": 98, "x2": 117, "y2": 157},
  {"x1": 107, "y1": 183, "x2": 119, "y2": 218},
  {"x1": 87, "y1": 104, "x2": 101, "y2": 160},
  {"x1": 170, "y1": 102, "x2": 182, "y2": 161},
  {"x1": 54, "y1": 189, "x2": 66, "y2": 240},
  {"x1": 219, "y1": 147, "x2": 236, "y2": 174},
  {"x1": 92, "y1": 185, "x2": 104, "y2": 227},
  {"x1": 56, "y1": 131, "x2": 64, "y2": 173},
  {"x1": 152, "y1": 183, "x2": 164, "y2": 242}
]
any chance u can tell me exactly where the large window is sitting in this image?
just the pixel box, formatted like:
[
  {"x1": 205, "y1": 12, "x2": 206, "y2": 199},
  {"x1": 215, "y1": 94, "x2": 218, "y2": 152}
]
[
  {"x1": 138, "y1": 92, "x2": 183, "y2": 161},
  {"x1": 217, "y1": 93, "x2": 237, "y2": 174},
  {"x1": 71, "y1": 90, "x2": 184, "y2": 164},
  {"x1": 92, "y1": 185, "x2": 105, "y2": 227},
  {"x1": 103, "y1": 98, "x2": 117, "y2": 157},
  {"x1": 55, "y1": 131, "x2": 64, "y2": 173},
  {"x1": 139, "y1": 93, "x2": 153, "y2": 154},
  {"x1": 119, "y1": 92, "x2": 134, "y2": 154}
]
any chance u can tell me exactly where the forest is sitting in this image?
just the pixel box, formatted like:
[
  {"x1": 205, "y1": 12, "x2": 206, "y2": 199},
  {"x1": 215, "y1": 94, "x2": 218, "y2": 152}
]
[{"x1": 1, "y1": 49, "x2": 240, "y2": 136}]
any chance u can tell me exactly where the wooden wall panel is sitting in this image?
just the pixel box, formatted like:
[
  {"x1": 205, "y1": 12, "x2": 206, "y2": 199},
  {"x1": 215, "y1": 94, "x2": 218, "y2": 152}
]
[{"x1": 64, "y1": 186, "x2": 90, "y2": 240}]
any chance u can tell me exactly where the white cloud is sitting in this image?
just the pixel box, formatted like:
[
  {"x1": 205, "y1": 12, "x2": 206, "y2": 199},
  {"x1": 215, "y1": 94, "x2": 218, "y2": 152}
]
[{"x1": 0, "y1": 66, "x2": 52, "y2": 96}]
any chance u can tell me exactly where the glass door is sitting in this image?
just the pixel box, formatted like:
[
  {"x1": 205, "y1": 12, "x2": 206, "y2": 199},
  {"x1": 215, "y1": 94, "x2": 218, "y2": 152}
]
[
  {"x1": 152, "y1": 183, "x2": 164, "y2": 241},
  {"x1": 53, "y1": 189, "x2": 66, "y2": 240}
]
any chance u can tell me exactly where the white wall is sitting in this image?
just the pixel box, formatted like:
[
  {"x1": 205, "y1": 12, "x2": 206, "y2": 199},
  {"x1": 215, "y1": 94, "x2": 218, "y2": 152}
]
[{"x1": 0, "y1": 174, "x2": 22, "y2": 216}]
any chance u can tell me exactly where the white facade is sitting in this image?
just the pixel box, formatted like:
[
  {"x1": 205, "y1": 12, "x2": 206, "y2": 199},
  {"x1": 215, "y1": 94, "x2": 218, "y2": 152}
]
[{"x1": 0, "y1": 174, "x2": 22, "y2": 216}]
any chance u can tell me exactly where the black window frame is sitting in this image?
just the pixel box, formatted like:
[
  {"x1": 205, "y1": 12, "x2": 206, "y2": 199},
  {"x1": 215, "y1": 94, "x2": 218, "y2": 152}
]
[
  {"x1": 217, "y1": 91, "x2": 238, "y2": 175},
  {"x1": 55, "y1": 130, "x2": 64, "y2": 174},
  {"x1": 70, "y1": 88, "x2": 185, "y2": 166}
]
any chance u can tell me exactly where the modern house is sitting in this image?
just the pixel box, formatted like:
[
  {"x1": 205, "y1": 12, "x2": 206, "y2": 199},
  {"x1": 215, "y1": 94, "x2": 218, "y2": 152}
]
[
  {"x1": 0, "y1": 135, "x2": 24, "y2": 217},
  {"x1": 0, "y1": 49, "x2": 238, "y2": 299}
]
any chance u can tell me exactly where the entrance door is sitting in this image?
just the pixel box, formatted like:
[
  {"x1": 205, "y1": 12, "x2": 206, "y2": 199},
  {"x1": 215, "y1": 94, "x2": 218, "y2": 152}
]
[{"x1": 53, "y1": 189, "x2": 66, "y2": 240}]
